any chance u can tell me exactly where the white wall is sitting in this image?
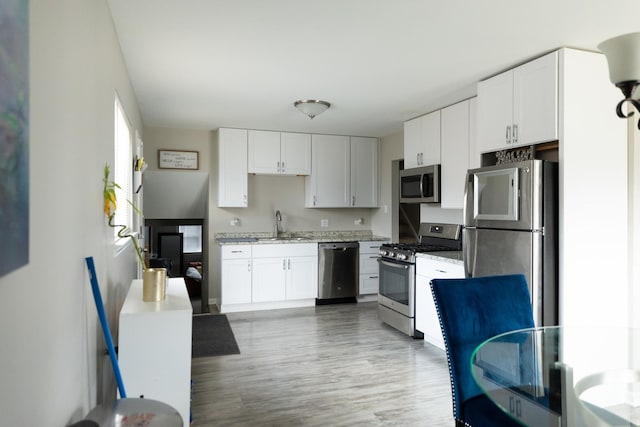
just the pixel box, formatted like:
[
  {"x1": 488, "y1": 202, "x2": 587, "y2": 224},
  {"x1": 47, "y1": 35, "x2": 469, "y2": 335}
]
[
  {"x1": 0, "y1": 1, "x2": 143, "y2": 425},
  {"x1": 631, "y1": 119, "x2": 640, "y2": 328},
  {"x1": 371, "y1": 131, "x2": 402, "y2": 239},
  {"x1": 559, "y1": 48, "x2": 628, "y2": 327},
  {"x1": 143, "y1": 127, "x2": 212, "y2": 173}
]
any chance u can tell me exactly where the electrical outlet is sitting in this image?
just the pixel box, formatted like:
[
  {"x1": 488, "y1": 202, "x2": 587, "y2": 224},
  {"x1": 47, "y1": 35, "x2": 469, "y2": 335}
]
[
  {"x1": 354, "y1": 218, "x2": 364, "y2": 225},
  {"x1": 321, "y1": 219, "x2": 329, "y2": 227}
]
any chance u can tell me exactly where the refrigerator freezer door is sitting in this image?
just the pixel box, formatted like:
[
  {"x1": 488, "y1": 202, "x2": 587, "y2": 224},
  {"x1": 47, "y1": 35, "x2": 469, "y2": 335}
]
[
  {"x1": 464, "y1": 160, "x2": 545, "y2": 231},
  {"x1": 463, "y1": 227, "x2": 544, "y2": 325}
]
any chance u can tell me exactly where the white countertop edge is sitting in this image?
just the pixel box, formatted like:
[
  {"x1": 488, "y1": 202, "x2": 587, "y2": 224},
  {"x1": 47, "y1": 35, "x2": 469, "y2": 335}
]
[{"x1": 415, "y1": 252, "x2": 464, "y2": 265}]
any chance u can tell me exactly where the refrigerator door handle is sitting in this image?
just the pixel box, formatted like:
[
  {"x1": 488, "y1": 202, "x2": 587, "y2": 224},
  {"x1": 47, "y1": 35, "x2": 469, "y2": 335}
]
[{"x1": 462, "y1": 227, "x2": 477, "y2": 278}]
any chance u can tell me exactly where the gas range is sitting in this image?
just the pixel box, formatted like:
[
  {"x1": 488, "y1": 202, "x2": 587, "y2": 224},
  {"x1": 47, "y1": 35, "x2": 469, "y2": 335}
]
[
  {"x1": 377, "y1": 222, "x2": 462, "y2": 338},
  {"x1": 379, "y1": 223, "x2": 462, "y2": 263}
]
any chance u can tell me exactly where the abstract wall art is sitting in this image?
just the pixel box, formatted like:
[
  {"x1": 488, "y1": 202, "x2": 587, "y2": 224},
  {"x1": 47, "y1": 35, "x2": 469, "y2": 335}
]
[{"x1": 0, "y1": 0, "x2": 29, "y2": 277}]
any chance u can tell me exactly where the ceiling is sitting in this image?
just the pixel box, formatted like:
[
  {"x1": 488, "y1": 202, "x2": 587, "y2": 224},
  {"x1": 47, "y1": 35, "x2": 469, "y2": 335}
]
[{"x1": 107, "y1": 0, "x2": 640, "y2": 138}]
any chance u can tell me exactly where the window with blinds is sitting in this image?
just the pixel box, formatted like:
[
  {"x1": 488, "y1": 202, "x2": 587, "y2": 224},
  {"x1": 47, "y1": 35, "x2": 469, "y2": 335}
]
[{"x1": 114, "y1": 96, "x2": 132, "y2": 238}]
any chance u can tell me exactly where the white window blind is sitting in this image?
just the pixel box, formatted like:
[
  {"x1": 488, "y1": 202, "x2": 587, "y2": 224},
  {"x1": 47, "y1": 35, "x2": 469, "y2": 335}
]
[
  {"x1": 114, "y1": 96, "x2": 132, "y2": 238},
  {"x1": 179, "y1": 225, "x2": 202, "y2": 253}
]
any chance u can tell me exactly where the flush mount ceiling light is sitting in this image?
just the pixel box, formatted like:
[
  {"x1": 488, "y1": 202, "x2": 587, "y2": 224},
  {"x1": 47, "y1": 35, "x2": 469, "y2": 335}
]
[
  {"x1": 599, "y1": 32, "x2": 640, "y2": 129},
  {"x1": 293, "y1": 99, "x2": 331, "y2": 119}
]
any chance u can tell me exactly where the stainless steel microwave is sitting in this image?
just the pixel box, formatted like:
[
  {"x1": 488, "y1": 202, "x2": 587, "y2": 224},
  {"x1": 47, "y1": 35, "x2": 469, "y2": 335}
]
[{"x1": 400, "y1": 164, "x2": 441, "y2": 203}]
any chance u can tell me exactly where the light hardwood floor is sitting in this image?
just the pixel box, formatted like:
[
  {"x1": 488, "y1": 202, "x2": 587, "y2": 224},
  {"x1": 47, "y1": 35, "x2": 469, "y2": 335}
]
[{"x1": 191, "y1": 302, "x2": 454, "y2": 426}]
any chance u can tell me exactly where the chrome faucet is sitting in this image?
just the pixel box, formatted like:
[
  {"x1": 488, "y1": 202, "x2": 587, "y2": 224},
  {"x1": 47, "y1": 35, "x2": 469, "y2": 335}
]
[{"x1": 274, "y1": 210, "x2": 282, "y2": 238}]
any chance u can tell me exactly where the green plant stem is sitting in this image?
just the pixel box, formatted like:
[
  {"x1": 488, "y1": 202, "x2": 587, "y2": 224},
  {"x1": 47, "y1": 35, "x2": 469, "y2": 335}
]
[{"x1": 109, "y1": 215, "x2": 146, "y2": 271}]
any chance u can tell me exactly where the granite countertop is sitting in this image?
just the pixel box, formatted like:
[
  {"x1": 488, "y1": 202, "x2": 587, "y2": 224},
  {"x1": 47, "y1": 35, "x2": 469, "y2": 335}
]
[
  {"x1": 416, "y1": 251, "x2": 464, "y2": 265},
  {"x1": 216, "y1": 231, "x2": 389, "y2": 245}
]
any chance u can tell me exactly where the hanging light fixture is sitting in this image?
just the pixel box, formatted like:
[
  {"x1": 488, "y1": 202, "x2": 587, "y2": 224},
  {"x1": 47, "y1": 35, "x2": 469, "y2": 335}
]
[
  {"x1": 598, "y1": 32, "x2": 640, "y2": 129},
  {"x1": 293, "y1": 99, "x2": 331, "y2": 119}
]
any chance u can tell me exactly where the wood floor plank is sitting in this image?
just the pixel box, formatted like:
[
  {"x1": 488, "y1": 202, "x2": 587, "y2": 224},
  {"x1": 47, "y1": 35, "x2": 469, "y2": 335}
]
[{"x1": 191, "y1": 302, "x2": 454, "y2": 426}]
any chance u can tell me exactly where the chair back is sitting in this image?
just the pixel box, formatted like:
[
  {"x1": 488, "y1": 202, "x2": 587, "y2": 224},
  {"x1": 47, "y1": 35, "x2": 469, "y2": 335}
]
[{"x1": 430, "y1": 274, "x2": 534, "y2": 421}]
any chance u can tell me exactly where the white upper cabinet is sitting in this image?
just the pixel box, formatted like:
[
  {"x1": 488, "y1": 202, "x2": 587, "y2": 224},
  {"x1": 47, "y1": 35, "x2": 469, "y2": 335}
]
[
  {"x1": 248, "y1": 130, "x2": 311, "y2": 175},
  {"x1": 403, "y1": 110, "x2": 441, "y2": 169},
  {"x1": 403, "y1": 117, "x2": 421, "y2": 169},
  {"x1": 440, "y1": 100, "x2": 470, "y2": 209},
  {"x1": 218, "y1": 128, "x2": 248, "y2": 207},
  {"x1": 477, "y1": 51, "x2": 558, "y2": 153},
  {"x1": 247, "y1": 130, "x2": 281, "y2": 174},
  {"x1": 514, "y1": 52, "x2": 558, "y2": 145},
  {"x1": 350, "y1": 137, "x2": 378, "y2": 207},
  {"x1": 305, "y1": 135, "x2": 378, "y2": 208},
  {"x1": 281, "y1": 132, "x2": 311, "y2": 175},
  {"x1": 305, "y1": 134, "x2": 351, "y2": 207}
]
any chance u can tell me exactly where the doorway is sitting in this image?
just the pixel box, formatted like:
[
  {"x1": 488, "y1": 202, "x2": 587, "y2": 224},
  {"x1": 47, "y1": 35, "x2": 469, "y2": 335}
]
[{"x1": 145, "y1": 219, "x2": 207, "y2": 314}]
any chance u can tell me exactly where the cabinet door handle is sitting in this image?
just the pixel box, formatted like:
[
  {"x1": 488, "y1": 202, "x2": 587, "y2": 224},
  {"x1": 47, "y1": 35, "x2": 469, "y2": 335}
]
[
  {"x1": 417, "y1": 153, "x2": 420, "y2": 165},
  {"x1": 512, "y1": 124, "x2": 518, "y2": 144},
  {"x1": 352, "y1": 195, "x2": 356, "y2": 206},
  {"x1": 281, "y1": 161, "x2": 285, "y2": 172},
  {"x1": 277, "y1": 161, "x2": 281, "y2": 172},
  {"x1": 369, "y1": 275, "x2": 378, "y2": 279},
  {"x1": 248, "y1": 261, "x2": 251, "y2": 272},
  {"x1": 288, "y1": 259, "x2": 291, "y2": 269},
  {"x1": 369, "y1": 255, "x2": 378, "y2": 259},
  {"x1": 313, "y1": 195, "x2": 316, "y2": 206},
  {"x1": 435, "y1": 269, "x2": 447, "y2": 274},
  {"x1": 282, "y1": 259, "x2": 286, "y2": 270},
  {"x1": 506, "y1": 126, "x2": 511, "y2": 144}
]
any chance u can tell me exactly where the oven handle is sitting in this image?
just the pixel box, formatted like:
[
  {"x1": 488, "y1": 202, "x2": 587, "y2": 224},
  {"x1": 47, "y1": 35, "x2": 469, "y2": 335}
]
[{"x1": 377, "y1": 258, "x2": 411, "y2": 270}]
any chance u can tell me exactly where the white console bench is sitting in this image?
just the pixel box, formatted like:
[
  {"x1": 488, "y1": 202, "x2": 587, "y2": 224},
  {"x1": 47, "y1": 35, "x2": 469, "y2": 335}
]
[{"x1": 118, "y1": 277, "x2": 193, "y2": 426}]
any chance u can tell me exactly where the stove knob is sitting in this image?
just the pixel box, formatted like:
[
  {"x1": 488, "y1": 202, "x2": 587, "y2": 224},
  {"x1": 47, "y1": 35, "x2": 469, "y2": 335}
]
[{"x1": 397, "y1": 254, "x2": 407, "y2": 261}]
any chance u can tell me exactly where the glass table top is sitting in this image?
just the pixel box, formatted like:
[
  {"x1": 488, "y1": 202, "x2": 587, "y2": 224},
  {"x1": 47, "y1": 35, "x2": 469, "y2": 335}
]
[{"x1": 471, "y1": 326, "x2": 640, "y2": 426}]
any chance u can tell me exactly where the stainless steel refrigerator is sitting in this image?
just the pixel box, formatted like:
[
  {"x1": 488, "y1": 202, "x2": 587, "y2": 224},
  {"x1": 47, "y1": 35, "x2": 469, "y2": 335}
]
[{"x1": 463, "y1": 159, "x2": 558, "y2": 326}]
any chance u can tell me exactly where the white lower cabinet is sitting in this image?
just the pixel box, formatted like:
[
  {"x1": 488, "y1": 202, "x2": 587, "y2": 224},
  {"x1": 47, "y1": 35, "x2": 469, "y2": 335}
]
[
  {"x1": 358, "y1": 241, "x2": 384, "y2": 295},
  {"x1": 251, "y1": 257, "x2": 287, "y2": 302},
  {"x1": 252, "y1": 243, "x2": 318, "y2": 301},
  {"x1": 285, "y1": 255, "x2": 318, "y2": 300},
  {"x1": 220, "y1": 243, "x2": 317, "y2": 312},
  {"x1": 415, "y1": 256, "x2": 464, "y2": 350},
  {"x1": 221, "y1": 245, "x2": 252, "y2": 306}
]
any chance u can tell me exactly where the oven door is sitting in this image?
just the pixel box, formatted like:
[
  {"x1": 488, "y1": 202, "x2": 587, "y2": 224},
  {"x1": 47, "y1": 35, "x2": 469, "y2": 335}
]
[{"x1": 377, "y1": 258, "x2": 415, "y2": 317}]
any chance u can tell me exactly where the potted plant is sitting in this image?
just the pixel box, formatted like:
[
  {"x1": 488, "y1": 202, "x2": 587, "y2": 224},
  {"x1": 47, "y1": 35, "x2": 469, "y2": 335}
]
[{"x1": 103, "y1": 163, "x2": 166, "y2": 301}]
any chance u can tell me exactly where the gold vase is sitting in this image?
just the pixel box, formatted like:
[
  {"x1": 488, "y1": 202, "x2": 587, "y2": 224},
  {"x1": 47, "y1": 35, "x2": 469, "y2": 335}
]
[{"x1": 143, "y1": 268, "x2": 167, "y2": 302}]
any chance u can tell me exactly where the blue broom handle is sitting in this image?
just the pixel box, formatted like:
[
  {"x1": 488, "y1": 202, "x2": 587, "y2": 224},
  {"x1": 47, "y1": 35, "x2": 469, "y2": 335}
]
[{"x1": 85, "y1": 256, "x2": 127, "y2": 398}]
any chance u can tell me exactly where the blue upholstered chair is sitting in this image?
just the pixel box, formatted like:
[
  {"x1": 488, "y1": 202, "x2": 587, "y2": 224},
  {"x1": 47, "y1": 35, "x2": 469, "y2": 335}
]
[{"x1": 430, "y1": 274, "x2": 534, "y2": 427}]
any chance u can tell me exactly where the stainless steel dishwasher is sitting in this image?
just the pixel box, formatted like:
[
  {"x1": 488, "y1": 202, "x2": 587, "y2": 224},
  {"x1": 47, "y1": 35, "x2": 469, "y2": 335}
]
[{"x1": 317, "y1": 242, "x2": 359, "y2": 304}]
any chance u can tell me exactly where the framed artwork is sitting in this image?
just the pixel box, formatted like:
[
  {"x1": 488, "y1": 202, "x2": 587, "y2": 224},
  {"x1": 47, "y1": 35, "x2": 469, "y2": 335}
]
[
  {"x1": 158, "y1": 150, "x2": 199, "y2": 170},
  {"x1": 0, "y1": 0, "x2": 29, "y2": 277}
]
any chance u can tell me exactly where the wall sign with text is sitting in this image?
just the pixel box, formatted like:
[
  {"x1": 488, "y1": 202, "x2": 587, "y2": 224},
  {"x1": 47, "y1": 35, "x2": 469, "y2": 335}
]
[{"x1": 158, "y1": 150, "x2": 199, "y2": 170}]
